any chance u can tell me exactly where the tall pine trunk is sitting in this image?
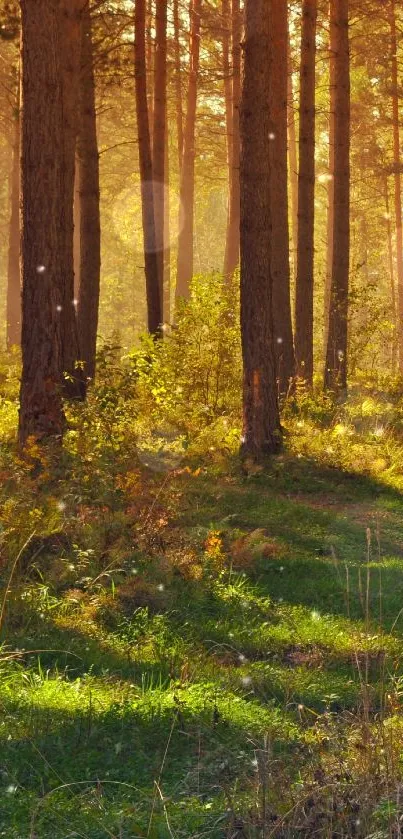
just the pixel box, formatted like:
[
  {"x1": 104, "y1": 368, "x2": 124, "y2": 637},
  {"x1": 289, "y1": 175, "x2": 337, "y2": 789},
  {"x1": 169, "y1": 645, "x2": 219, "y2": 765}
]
[
  {"x1": 295, "y1": 0, "x2": 317, "y2": 384},
  {"x1": 76, "y1": 0, "x2": 101, "y2": 382},
  {"x1": 135, "y1": 0, "x2": 162, "y2": 333},
  {"x1": 323, "y1": 0, "x2": 335, "y2": 364},
  {"x1": 153, "y1": 0, "x2": 168, "y2": 321},
  {"x1": 223, "y1": 0, "x2": 241, "y2": 278},
  {"x1": 59, "y1": 0, "x2": 86, "y2": 399},
  {"x1": 173, "y1": 0, "x2": 183, "y2": 171},
  {"x1": 324, "y1": 0, "x2": 350, "y2": 395},
  {"x1": 287, "y1": 52, "x2": 298, "y2": 282},
  {"x1": 175, "y1": 0, "x2": 201, "y2": 301},
  {"x1": 6, "y1": 101, "x2": 20, "y2": 349},
  {"x1": 240, "y1": 0, "x2": 281, "y2": 460},
  {"x1": 18, "y1": 0, "x2": 65, "y2": 445},
  {"x1": 270, "y1": 0, "x2": 295, "y2": 394},
  {"x1": 390, "y1": 0, "x2": 403, "y2": 372}
]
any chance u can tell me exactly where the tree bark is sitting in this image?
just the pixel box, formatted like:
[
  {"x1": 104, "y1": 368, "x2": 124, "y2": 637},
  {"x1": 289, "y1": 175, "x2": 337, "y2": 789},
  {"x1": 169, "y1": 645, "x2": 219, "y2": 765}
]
[
  {"x1": 153, "y1": 0, "x2": 168, "y2": 320},
  {"x1": 223, "y1": 0, "x2": 241, "y2": 279},
  {"x1": 6, "y1": 101, "x2": 20, "y2": 349},
  {"x1": 175, "y1": 0, "x2": 201, "y2": 301},
  {"x1": 385, "y1": 176, "x2": 397, "y2": 371},
  {"x1": 324, "y1": 0, "x2": 350, "y2": 395},
  {"x1": 18, "y1": 0, "x2": 65, "y2": 445},
  {"x1": 76, "y1": 0, "x2": 101, "y2": 382},
  {"x1": 287, "y1": 53, "x2": 298, "y2": 283},
  {"x1": 222, "y1": 0, "x2": 232, "y2": 176},
  {"x1": 390, "y1": 0, "x2": 403, "y2": 372},
  {"x1": 59, "y1": 0, "x2": 86, "y2": 399},
  {"x1": 323, "y1": 0, "x2": 335, "y2": 364},
  {"x1": 295, "y1": 0, "x2": 317, "y2": 385},
  {"x1": 270, "y1": 0, "x2": 295, "y2": 394},
  {"x1": 173, "y1": 0, "x2": 183, "y2": 171},
  {"x1": 240, "y1": 0, "x2": 281, "y2": 460},
  {"x1": 135, "y1": 0, "x2": 162, "y2": 333}
]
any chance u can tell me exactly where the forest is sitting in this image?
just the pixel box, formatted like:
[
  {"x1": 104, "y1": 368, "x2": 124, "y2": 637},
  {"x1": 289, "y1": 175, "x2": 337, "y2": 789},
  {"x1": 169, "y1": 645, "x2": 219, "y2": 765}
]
[{"x1": 3, "y1": 0, "x2": 403, "y2": 836}]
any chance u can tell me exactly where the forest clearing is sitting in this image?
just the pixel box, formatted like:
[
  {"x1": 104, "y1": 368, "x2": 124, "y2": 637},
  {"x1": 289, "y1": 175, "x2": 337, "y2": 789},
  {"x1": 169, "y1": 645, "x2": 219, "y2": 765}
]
[{"x1": 2, "y1": 0, "x2": 403, "y2": 836}]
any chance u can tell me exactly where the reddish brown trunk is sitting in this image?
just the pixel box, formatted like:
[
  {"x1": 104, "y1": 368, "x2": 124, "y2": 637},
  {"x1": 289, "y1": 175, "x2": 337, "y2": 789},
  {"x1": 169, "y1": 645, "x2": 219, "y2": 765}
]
[
  {"x1": 240, "y1": 0, "x2": 281, "y2": 460},
  {"x1": 175, "y1": 0, "x2": 201, "y2": 301},
  {"x1": 385, "y1": 176, "x2": 397, "y2": 371},
  {"x1": 76, "y1": 1, "x2": 101, "y2": 382},
  {"x1": 295, "y1": 0, "x2": 317, "y2": 384},
  {"x1": 18, "y1": 0, "x2": 65, "y2": 445},
  {"x1": 6, "y1": 103, "x2": 20, "y2": 349},
  {"x1": 153, "y1": 0, "x2": 168, "y2": 318},
  {"x1": 323, "y1": 0, "x2": 335, "y2": 363},
  {"x1": 324, "y1": 0, "x2": 350, "y2": 395},
  {"x1": 135, "y1": 0, "x2": 162, "y2": 333},
  {"x1": 270, "y1": 0, "x2": 295, "y2": 393},
  {"x1": 390, "y1": 0, "x2": 403, "y2": 372},
  {"x1": 287, "y1": 57, "x2": 298, "y2": 282},
  {"x1": 173, "y1": 0, "x2": 184, "y2": 171},
  {"x1": 222, "y1": 0, "x2": 232, "y2": 173},
  {"x1": 223, "y1": 0, "x2": 241, "y2": 278}
]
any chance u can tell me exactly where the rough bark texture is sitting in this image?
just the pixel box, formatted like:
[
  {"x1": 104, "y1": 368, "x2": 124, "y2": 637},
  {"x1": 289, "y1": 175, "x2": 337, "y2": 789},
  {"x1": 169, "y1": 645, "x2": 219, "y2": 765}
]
[
  {"x1": 287, "y1": 49, "x2": 298, "y2": 282},
  {"x1": 240, "y1": 0, "x2": 282, "y2": 460},
  {"x1": 385, "y1": 176, "x2": 397, "y2": 370},
  {"x1": 135, "y1": 0, "x2": 162, "y2": 333},
  {"x1": 153, "y1": 0, "x2": 168, "y2": 319},
  {"x1": 59, "y1": 0, "x2": 86, "y2": 398},
  {"x1": 323, "y1": 0, "x2": 335, "y2": 363},
  {"x1": 76, "y1": 0, "x2": 101, "y2": 382},
  {"x1": 6, "y1": 102, "x2": 20, "y2": 349},
  {"x1": 390, "y1": 0, "x2": 403, "y2": 372},
  {"x1": 324, "y1": 0, "x2": 350, "y2": 395},
  {"x1": 295, "y1": 0, "x2": 317, "y2": 384},
  {"x1": 18, "y1": 0, "x2": 65, "y2": 445},
  {"x1": 173, "y1": 0, "x2": 183, "y2": 171},
  {"x1": 270, "y1": 0, "x2": 295, "y2": 394},
  {"x1": 175, "y1": 0, "x2": 201, "y2": 301},
  {"x1": 223, "y1": 0, "x2": 241, "y2": 278}
]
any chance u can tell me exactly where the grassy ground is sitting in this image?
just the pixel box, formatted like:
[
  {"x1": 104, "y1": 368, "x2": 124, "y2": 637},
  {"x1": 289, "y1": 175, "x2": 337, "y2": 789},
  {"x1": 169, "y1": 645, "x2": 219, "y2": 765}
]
[{"x1": 3, "y1": 363, "x2": 403, "y2": 836}]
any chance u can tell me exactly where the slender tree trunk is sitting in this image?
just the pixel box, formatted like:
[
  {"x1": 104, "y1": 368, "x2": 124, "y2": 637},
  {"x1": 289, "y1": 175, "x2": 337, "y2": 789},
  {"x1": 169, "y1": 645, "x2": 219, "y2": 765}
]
[
  {"x1": 324, "y1": 0, "x2": 350, "y2": 395},
  {"x1": 153, "y1": 0, "x2": 168, "y2": 319},
  {"x1": 323, "y1": 0, "x2": 335, "y2": 363},
  {"x1": 385, "y1": 176, "x2": 397, "y2": 372},
  {"x1": 222, "y1": 0, "x2": 232, "y2": 174},
  {"x1": 240, "y1": 0, "x2": 281, "y2": 460},
  {"x1": 175, "y1": 0, "x2": 201, "y2": 301},
  {"x1": 18, "y1": 0, "x2": 65, "y2": 445},
  {"x1": 135, "y1": 0, "x2": 162, "y2": 333},
  {"x1": 164, "y1": 127, "x2": 171, "y2": 323},
  {"x1": 146, "y1": 0, "x2": 154, "y2": 125},
  {"x1": 295, "y1": 0, "x2": 317, "y2": 384},
  {"x1": 59, "y1": 0, "x2": 86, "y2": 399},
  {"x1": 76, "y1": 0, "x2": 101, "y2": 382},
  {"x1": 6, "y1": 102, "x2": 20, "y2": 349},
  {"x1": 223, "y1": 0, "x2": 241, "y2": 278},
  {"x1": 390, "y1": 0, "x2": 403, "y2": 372},
  {"x1": 287, "y1": 60, "x2": 298, "y2": 282},
  {"x1": 270, "y1": 0, "x2": 295, "y2": 393},
  {"x1": 173, "y1": 0, "x2": 183, "y2": 171}
]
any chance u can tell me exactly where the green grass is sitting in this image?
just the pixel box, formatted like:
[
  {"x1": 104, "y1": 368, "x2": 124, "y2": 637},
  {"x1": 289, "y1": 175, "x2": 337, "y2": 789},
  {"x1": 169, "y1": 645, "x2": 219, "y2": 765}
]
[{"x1": 4, "y1": 373, "x2": 403, "y2": 835}]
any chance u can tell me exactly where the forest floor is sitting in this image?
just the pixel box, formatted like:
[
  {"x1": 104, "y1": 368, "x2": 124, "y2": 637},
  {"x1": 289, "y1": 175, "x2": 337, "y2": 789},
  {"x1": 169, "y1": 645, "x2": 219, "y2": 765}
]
[{"x1": 3, "y1": 357, "x2": 403, "y2": 836}]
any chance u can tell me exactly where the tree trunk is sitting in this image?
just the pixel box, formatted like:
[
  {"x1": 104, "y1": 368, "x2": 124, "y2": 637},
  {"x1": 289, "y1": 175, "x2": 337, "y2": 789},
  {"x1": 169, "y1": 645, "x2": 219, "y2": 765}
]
[
  {"x1": 222, "y1": 0, "x2": 232, "y2": 175},
  {"x1": 323, "y1": 0, "x2": 335, "y2": 364},
  {"x1": 324, "y1": 0, "x2": 350, "y2": 395},
  {"x1": 76, "y1": 0, "x2": 101, "y2": 382},
  {"x1": 385, "y1": 176, "x2": 397, "y2": 371},
  {"x1": 135, "y1": 0, "x2": 162, "y2": 333},
  {"x1": 223, "y1": 0, "x2": 241, "y2": 278},
  {"x1": 153, "y1": 0, "x2": 168, "y2": 320},
  {"x1": 295, "y1": 0, "x2": 317, "y2": 384},
  {"x1": 6, "y1": 102, "x2": 20, "y2": 349},
  {"x1": 240, "y1": 0, "x2": 282, "y2": 460},
  {"x1": 390, "y1": 0, "x2": 403, "y2": 372},
  {"x1": 175, "y1": 0, "x2": 201, "y2": 301},
  {"x1": 59, "y1": 0, "x2": 86, "y2": 399},
  {"x1": 18, "y1": 0, "x2": 65, "y2": 445},
  {"x1": 270, "y1": 0, "x2": 295, "y2": 394},
  {"x1": 173, "y1": 0, "x2": 183, "y2": 171},
  {"x1": 287, "y1": 54, "x2": 298, "y2": 283}
]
